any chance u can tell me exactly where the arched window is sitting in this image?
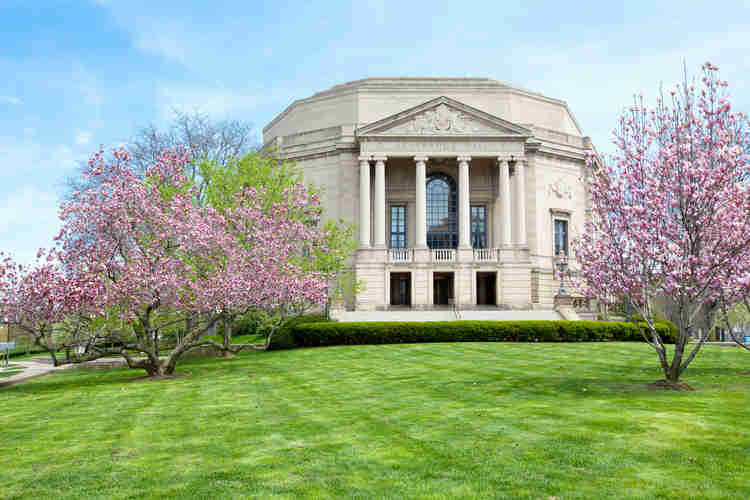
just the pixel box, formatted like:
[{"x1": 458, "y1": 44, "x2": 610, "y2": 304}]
[{"x1": 426, "y1": 173, "x2": 457, "y2": 249}]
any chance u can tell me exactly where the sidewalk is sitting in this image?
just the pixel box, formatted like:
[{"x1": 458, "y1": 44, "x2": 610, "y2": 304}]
[
  {"x1": 0, "y1": 359, "x2": 69, "y2": 387},
  {"x1": 0, "y1": 357, "x2": 128, "y2": 388}
]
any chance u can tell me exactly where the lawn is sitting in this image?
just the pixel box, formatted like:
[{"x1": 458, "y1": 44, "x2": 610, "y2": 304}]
[
  {"x1": 1, "y1": 342, "x2": 749, "y2": 499},
  {"x1": 0, "y1": 366, "x2": 22, "y2": 378}
]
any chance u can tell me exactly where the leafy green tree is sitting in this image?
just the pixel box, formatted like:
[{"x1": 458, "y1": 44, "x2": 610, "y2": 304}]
[{"x1": 197, "y1": 150, "x2": 361, "y2": 350}]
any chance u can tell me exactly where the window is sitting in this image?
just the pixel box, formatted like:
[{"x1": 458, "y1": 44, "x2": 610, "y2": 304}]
[
  {"x1": 390, "y1": 205, "x2": 406, "y2": 248},
  {"x1": 426, "y1": 173, "x2": 457, "y2": 249},
  {"x1": 554, "y1": 219, "x2": 569, "y2": 256},
  {"x1": 471, "y1": 205, "x2": 487, "y2": 249}
]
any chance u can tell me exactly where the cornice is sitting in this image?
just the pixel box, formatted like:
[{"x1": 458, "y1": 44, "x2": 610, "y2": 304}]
[{"x1": 264, "y1": 77, "x2": 575, "y2": 135}]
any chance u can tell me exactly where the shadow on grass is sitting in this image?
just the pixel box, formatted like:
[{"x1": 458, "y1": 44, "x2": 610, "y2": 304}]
[
  {"x1": 2, "y1": 352, "x2": 267, "y2": 396},
  {"x1": 5, "y1": 346, "x2": 739, "y2": 400},
  {"x1": 437, "y1": 373, "x2": 713, "y2": 398}
]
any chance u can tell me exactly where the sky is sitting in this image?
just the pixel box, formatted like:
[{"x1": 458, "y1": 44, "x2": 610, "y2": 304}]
[{"x1": 1, "y1": 0, "x2": 750, "y2": 264}]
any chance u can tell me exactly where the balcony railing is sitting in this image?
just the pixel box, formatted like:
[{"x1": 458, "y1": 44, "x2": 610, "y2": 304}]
[
  {"x1": 389, "y1": 248, "x2": 413, "y2": 262},
  {"x1": 432, "y1": 249, "x2": 456, "y2": 262},
  {"x1": 473, "y1": 248, "x2": 497, "y2": 262},
  {"x1": 383, "y1": 248, "x2": 501, "y2": 263}
]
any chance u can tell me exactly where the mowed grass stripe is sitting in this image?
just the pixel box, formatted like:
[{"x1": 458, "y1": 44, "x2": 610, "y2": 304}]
[{"x1": 0, "y1": 343, "x2": 749, "y2": 499}]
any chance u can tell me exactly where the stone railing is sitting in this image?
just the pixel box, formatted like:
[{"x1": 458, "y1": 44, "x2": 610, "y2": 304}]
[
  {"x1": 554, "y1": 294, "x2": 592, "y2": 312},
  {"x1": 432, "y1": 249, "x2": 456, "y2": 262},
  {"x1": 389, "y1": 248, "x2": 413, "y2": 262},
  {"x1": 473, "y1": 248, "x2": 497, "y2": 262}
]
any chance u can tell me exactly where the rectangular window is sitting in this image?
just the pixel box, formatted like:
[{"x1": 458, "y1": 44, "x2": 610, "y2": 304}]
[
  {"x1": 471, "y1": 205, "x2": 487, "y2": 249},
  {"x1": 390, "y1": 205, "x2": 407, "y2": 248},
  {"x1": 554, "y1": 219, "x2": 569, "y2": 256}
]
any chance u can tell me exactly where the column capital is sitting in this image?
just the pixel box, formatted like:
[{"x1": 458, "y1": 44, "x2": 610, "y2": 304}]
[
  {"x1": 496, "y1": 156, "x2": 511, "y2": 164},
  {"x1": 457, "y1": 156, "x2": 472, "y2": 163},
  {"x1": 358, "y1": 155, "x2": 372, "y2": 162},
  {"x1": 372, "y1": 155, "x2": 388, "y2": 162},
  {"x1": 413, "y1": 156, "x2": 429, "y2": 163}
]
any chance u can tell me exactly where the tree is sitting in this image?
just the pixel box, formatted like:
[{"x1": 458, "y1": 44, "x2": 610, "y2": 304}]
[
  {"x1": 0, "y1": 251, "x2": 106, "y2": 366},
  {"x1": 715, "y1": 302, "x2": 750, "y2": 345},
  {"x1": 197, "y1": 151, "x2": 361, "y2": 349},
  {"x1": 576, "y1": 62, "x2": 750, "y2": 386},
  {"x1": 64, "y1": 109, "x2": 256, "y2": 201},
  {"x1": 130, "y1": 109, "x2": 256, "y2": 194},
  {"x1": 3, "y1": 146, "x2": 334, "y2": 377}
]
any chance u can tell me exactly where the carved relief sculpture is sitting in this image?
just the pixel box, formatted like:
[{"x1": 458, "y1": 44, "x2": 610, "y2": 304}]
[
  {"x1": 548, "y1": 178, "x2": 573, "y2": 199},
  {"x1": 410, "y1": 104, "x2": 476, "y2": 134}
]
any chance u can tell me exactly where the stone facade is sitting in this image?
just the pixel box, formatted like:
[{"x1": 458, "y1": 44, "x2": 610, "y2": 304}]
[{"x1": 263, "y1": 78, "x2": 591, "y2": 311}]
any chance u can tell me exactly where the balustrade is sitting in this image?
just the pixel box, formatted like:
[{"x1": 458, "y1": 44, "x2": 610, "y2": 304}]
[
  {"x1": 389, "y1": 248, "x2": 413, "y2": 262},
  {"x1": 473, "y1": 248, "x2": 497, "y2": 262},
  {"x1": 432, "y1": 249, "x2": 456, "y2": 262}
]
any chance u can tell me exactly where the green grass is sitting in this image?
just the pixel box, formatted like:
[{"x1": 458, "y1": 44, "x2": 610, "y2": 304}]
[
  {"x1": 0, "y1": 367, "x2": 22, "y2": 378},
  {"x1": 202, "y1": 333, "x2": 267, "y2": 345},
  {"x1": 1, "y1": 343, "x2": 749, "y2": 499}
]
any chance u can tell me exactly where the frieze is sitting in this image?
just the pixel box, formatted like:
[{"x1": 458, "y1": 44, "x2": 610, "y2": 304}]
[{"x1": 361, "y1": 139, "x2": 523, "y2": 154}]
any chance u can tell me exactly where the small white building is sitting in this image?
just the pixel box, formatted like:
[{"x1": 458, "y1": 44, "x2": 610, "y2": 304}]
[{"x1": 263, "y1": 78, "x2": 592, "y2": 312}]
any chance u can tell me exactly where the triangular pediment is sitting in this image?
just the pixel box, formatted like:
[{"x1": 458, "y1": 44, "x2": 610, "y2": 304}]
[{"x1": 357, "y1": 96, "x2": 532, "y2": 138}]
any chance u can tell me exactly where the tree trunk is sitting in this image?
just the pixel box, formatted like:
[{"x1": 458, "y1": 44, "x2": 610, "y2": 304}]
[
  {"x1": 49, "y1": 350, "x2": 59, "y2": 367},
  {"x1": 221, "y1": 315, "x2": 232, "y2": 356}
]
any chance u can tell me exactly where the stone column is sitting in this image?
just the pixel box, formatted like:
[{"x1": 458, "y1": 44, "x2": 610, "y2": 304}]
[
  {"x1": 498, "y1": 158, "x2": 512, "y2": 247},
  {"x1": 358, "y1": 156, "x2": 371, "y2": 248},
  {"x1": 458, "y1": 156, "x2": 471, "y2": 249},
  {"x1": 515, "y1": 159, "x2": 527, "y2": 247},
  {"x1": 414, "y1": 156, "x2": 428, "y2": 248},
  {"x1": 373, "y1": 155, "x2": 387, "y2": 248}
]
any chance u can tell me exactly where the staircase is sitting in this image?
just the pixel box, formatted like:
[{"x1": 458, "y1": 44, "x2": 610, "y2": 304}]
[{"x1": 555, "y1": 306, "x2": 580, "y2": 321}]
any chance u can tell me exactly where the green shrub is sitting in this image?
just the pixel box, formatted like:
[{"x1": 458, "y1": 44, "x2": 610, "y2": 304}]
[
  {"x1": 7, "y1": 344, "x2": 47, "y2": 359},
  {"x1": 290, "y1": 320, "x2": 676, "y2": 348},
  {"x1": 232, "y1": 311, "x2": 271, "y2": 337},
  {"x1": 266, "y1": 314, "x2": 328, "y2": 350}
]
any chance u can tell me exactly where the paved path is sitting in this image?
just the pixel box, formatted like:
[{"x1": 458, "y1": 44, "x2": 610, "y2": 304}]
[
  {"x1": 0, "y1": 359, "x2": 69, "y2": 387},
  {"x1": 0, "y1": 357, "x2": 129, "y2": 388}
]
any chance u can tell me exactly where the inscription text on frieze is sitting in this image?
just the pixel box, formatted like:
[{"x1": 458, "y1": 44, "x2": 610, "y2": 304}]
[{"x1": 362, "y1": 140, "x2": 523, "y2": 154}]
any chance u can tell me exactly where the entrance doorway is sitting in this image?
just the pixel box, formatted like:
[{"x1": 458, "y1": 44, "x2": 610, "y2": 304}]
[
  {"x1": 476, "y1": 272, "x2": 497, "y2": 306},
  {"x1": 390, "y1": 272, "x2": 411, "y2": 307},
  {"x1": 433, "y1": 272, "x2": 454, "y2": 306}
]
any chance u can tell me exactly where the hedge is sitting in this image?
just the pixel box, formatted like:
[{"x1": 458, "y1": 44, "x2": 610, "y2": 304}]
[
  {"x1": 266, "y1": 314, "x2": 328, "y2": 350},
  {"x1": 290, "y1": 320, "x2": 677, "y2": 348}
]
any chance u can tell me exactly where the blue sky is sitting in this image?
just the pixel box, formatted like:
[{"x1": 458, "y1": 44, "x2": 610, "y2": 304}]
[{"x1": 2, "y1": 0, "x2": 750, "y2": 264}]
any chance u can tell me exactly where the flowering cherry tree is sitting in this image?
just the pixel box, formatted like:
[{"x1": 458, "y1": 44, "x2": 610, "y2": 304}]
[
  {"x1": 10, "y1": 146, "x2": 334, "y2": 377},
  {"x1": 576, "y1": 62, "x2": 750, "y2": 386},
  {"x1": 0, "y1": 251, "x2": 104, "y2": 366}
]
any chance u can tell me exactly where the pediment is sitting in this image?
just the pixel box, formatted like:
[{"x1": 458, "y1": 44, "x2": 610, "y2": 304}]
[{"x1": 357, "y1": 96, "x2": 532, "y2": 138}]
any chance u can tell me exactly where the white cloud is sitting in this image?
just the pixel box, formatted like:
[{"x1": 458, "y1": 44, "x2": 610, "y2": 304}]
[
  {"x1": 0, "y1": 185, "x2": 61, "y2": 266},
  {"x1": 133, "y1": 30, "x2": 192, "y2": 67},
  {"x1": 75, "y1": 131, "x2": 92, "y2": 145},
  {"x1": 0, "y1": 136, "x2": 84, "y2": 265},
  {"x1": 156, "y1": 86, "x2": 258, "y2": 122},
  {"x1": 0, "y1": 96, "x2": 22, "y2": 105}
]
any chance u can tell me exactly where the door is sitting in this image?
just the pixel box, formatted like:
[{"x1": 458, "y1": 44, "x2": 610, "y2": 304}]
[
  {"x1": 390, "y1": 273, "x2": 411, "y2": 306},
  {"x1": 433, "y1": 272, "x2": 454, "y2": 306},
  {"x1": 476, "y1": 272, "x2": 497, "y2": 306}
]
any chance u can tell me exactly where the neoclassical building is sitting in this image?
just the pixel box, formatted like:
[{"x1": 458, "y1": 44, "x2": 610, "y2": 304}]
[{"x1": 263, "y1": 78, "x2": 591, "y2": 311}]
